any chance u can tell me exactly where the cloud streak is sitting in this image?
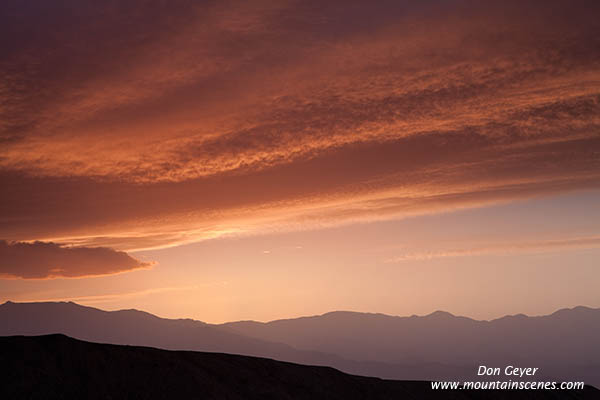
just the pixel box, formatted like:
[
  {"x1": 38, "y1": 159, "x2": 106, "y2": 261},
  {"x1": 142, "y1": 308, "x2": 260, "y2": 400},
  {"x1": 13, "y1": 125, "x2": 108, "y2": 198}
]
[
  {"x1": 385, "y1": 236, "x2": 600, "y2": 263},
  {"x1": 0, "y1": 241, "x2": 152, "y2": 279},
  {"x1": 5, "y1": 286, "x2": 200, "y2": 305}
]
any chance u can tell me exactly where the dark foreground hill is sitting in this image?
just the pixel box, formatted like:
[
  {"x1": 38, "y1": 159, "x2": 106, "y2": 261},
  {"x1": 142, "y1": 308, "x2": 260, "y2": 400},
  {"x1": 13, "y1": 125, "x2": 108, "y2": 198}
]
[{"x1": 1, "y1": 335, "x2": 598, "y2": 400}]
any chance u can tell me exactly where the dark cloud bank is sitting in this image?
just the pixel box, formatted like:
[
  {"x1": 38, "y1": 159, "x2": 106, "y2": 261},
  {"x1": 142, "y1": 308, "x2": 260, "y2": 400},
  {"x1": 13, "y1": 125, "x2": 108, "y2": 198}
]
[{"x1": 0, "y1": 240, "x2": 151, "y2": 279}]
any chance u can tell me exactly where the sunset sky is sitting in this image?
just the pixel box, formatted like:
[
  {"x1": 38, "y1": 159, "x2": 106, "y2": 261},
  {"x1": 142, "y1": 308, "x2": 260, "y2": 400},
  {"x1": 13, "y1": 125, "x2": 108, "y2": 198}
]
[{"x1": 1, "y1": 0, "x2": 599, "y2": 323}]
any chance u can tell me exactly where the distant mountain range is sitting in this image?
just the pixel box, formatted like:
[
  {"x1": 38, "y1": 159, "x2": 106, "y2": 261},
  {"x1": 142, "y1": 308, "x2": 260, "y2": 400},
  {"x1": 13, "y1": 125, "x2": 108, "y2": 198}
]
[
  {"x1": 1, "y1": 301, "x2": 598, "y2": 387},
  {"x1": 2, "y1": 334, "x2": 598, "y2": 400},
  {"x1": 220, "y1": 307, "x2": 600, "y2": 383}
]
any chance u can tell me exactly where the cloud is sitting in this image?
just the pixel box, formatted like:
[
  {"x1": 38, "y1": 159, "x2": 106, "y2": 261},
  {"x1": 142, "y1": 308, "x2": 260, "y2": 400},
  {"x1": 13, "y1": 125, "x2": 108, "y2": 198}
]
[
  {"x1": 2, "y1": 0, "x2": 599, "y2": 182},
  {"x1": 5, "y1": 286, "x2": 199, "y2": 305},
  {"x1": 0, "y1": 1, "x2": 599, "y2": 249},
  {"x1": 385, "y1": 236, "x2": 600, "y2": 263},
  {"x1": 0, "y1": 240, "x2": 152, "y2": 279}
]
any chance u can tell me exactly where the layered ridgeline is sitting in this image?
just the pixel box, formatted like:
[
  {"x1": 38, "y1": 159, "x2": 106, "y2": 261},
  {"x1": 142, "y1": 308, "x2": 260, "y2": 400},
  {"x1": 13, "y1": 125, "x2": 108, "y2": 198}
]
[
  {"x1": 1, "y1": 301, "x2": 598, "y2": 387},
  {"x1": 2, "y1": 335, "x2": 598, "y2": 400},
  {"x1": 221, "y1": 307, "x2": 600, "y2": 385}
]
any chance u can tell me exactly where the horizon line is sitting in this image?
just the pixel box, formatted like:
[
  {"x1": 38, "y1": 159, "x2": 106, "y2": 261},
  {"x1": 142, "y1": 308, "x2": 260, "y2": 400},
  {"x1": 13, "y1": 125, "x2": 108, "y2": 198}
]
[{"x1": 2, "y1": 300, "x2": 597, "y2": 325}]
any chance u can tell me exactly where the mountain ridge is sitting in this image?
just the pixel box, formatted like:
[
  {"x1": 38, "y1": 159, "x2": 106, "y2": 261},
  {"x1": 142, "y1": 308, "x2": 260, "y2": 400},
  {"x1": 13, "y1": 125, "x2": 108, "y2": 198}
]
[
  {"x1": 2, "y1": 301, "x2": 598, "y2": 386},
  {"x1": 4, "y1": 300, "x2": 597, "y2": 324}
]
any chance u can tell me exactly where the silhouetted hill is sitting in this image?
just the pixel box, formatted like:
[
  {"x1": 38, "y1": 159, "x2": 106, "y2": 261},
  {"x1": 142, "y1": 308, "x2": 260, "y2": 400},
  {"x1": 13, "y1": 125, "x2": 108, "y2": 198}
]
[
  {"x1": 2, "y1": 301, "x2": 598, "y2": 387},
  {"x1": 2, "y1": 334, "x2": 598, "y2": 400}
]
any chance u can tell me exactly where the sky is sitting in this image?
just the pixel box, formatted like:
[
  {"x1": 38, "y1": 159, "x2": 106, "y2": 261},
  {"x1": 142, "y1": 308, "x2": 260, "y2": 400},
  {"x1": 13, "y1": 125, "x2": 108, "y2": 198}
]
[{"x1": 1, "y1": 0, "x2": 599, "y2": 323}]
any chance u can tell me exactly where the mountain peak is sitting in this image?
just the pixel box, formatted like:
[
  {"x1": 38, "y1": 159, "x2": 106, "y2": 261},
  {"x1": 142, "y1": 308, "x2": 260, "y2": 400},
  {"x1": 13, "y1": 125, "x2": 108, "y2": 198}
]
[{"x1": 425, "y1": 310, "x2": 455, "y2": 318}]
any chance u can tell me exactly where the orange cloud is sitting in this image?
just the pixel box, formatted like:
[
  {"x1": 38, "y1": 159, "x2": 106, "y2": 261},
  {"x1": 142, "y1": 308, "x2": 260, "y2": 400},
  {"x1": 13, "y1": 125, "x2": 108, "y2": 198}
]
[
  {"x1": 0, "y1": 1, "x2": 599, "y2": 249},
  {"x1": 0, "y1": 241, "x2": 152, "y2": 279}
]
